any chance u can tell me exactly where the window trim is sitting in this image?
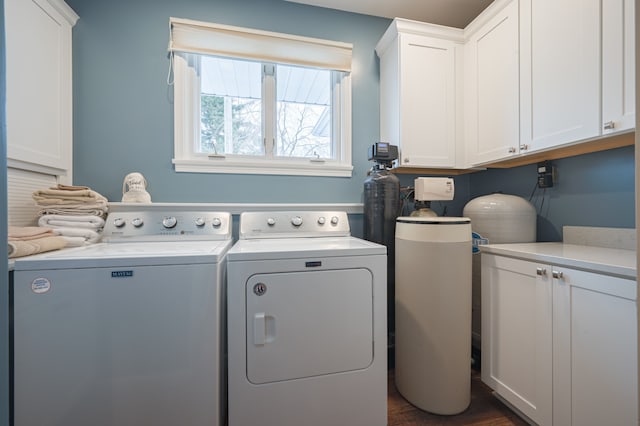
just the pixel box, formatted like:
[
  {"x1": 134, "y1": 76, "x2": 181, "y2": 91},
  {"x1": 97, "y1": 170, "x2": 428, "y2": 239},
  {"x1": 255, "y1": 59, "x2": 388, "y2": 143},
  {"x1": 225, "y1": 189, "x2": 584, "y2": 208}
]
[{"x1": 170, "y1": 19, "x2": 353, "y2": 177}]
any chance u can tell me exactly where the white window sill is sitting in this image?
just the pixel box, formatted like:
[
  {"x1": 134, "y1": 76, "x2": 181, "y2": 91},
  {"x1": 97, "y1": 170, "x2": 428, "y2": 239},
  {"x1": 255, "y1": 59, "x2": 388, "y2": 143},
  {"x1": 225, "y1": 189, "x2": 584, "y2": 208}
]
[{"x1": 172, "y1": 158, "x2": 353, "y2": 177}]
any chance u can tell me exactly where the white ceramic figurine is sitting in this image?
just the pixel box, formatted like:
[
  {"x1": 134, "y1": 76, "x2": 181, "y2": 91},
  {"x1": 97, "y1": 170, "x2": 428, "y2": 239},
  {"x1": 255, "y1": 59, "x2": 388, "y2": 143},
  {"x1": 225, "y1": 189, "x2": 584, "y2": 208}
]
[{"x1": 121, "y1": 172, "x2": 152, "y2": 203}]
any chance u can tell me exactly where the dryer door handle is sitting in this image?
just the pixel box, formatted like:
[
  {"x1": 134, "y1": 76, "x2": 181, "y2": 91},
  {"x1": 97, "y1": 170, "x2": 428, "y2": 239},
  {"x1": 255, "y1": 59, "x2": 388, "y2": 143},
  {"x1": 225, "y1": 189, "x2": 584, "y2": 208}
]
[{"x1": 253, "y1": 313, "x2": 276, "y2": 345}]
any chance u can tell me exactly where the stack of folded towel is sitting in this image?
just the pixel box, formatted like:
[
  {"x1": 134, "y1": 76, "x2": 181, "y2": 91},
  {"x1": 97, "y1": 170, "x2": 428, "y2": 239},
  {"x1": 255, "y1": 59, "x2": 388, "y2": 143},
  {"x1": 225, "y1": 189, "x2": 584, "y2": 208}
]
[
  {"x1": 8, "y1": 226, "x2": 68, "y2": 259},
  {"x1": 33, "y1": 184, "x2": 109, "y2": 247}
]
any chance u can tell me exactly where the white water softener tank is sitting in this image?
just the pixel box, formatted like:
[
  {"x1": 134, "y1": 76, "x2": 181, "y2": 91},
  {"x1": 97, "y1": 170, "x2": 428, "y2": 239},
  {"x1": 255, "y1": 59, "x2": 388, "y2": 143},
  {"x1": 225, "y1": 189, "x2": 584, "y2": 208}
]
[
  {"x1": 463, "y1": 194, "x2": 536, "y2": 350},
  {"x1": 395, "y1": 217, "x2": 472, "y2": 415}
]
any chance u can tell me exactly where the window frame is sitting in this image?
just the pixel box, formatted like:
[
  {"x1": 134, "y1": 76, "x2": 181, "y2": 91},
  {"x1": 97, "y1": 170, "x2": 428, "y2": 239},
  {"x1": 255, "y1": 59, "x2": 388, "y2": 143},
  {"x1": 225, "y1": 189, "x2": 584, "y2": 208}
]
[{"x1": 170, "y1": 20, "x2": 353, "y2": 177}]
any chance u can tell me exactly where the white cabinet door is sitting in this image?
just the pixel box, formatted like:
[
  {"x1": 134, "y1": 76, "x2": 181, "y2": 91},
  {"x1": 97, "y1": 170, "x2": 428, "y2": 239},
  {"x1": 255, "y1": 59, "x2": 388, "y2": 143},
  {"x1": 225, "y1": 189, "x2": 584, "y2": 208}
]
[
  {"x1": 464, "y1": 0, "x2": 519, "y2": 166},
  {"x1": 481, "y1": 254, "x2": 553, "y2": 425},
  {"x1": 5, "y1": 0, "x2": 78, "y2": 178},
  {"x1": 377, "y1": 19, "x2": 463, "y2": 169},
  {"x1": 483, "y1": 254, "x2": 638, "y2": 426},
  {"x1": 519, "y1": 0, "x2": 600, "y2": 153},
  {"x1": 552, "y1": 266, "x2": 637, "y2": 426},
  {"x1": 602, "y1": 0, "x2": 635, "y2": 135},
  {"x1": 397, "y1": 33, "x2": 457, "y2": 168}
]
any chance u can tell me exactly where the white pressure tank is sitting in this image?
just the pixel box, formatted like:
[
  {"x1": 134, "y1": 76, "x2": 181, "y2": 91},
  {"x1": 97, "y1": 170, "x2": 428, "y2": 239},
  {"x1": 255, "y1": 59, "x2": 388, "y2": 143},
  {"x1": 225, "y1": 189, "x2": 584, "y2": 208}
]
[
  {"x1": 463, "y1": 193, "x2": 537, "y2": 246},
  {"x1": 462, "y1": 194, "x2": 537, "y2": 350},
  {"x1": 395, "y1": 217, "x2": 472, "y2": 415}
]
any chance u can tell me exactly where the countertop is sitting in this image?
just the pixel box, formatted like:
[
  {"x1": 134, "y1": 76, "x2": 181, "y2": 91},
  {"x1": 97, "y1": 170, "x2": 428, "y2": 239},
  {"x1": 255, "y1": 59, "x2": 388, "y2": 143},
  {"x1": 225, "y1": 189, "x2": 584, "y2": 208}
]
[{"x1": 480, "y1": 242, "x2": 637, "y2": 280}]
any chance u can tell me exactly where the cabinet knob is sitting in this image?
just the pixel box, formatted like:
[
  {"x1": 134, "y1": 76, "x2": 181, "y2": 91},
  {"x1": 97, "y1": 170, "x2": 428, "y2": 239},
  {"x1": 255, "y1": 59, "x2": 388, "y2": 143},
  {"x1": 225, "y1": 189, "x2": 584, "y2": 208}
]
[
  {"x1": 519, "y1": 144, "x2": 529, "y2": 151},
  {"x1": 536, "y1": 267, "x2": 547, "y2": 276},
  {"x1": 603, "y1": 121, "x2": 615, "y2": 130},
  {"x1": 552, "y1": 270, "x2": 564, "y2": 279},
  {"x1": 508, "y1": 147, "x2": 517, "y2": 153}
]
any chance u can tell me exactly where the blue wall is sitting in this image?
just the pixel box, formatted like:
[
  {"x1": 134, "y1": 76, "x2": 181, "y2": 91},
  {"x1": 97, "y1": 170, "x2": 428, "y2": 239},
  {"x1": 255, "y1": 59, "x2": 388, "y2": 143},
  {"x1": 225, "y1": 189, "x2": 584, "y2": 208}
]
[
  {"x1": 66, "y1": 0, "x2": 635, "y2": 242},
  {"x1": 470, "y1": 146, "x2": 635, "y2": 241},
  {"x1": 66, "y1": 0, "x2": 392, "y2": 204}
]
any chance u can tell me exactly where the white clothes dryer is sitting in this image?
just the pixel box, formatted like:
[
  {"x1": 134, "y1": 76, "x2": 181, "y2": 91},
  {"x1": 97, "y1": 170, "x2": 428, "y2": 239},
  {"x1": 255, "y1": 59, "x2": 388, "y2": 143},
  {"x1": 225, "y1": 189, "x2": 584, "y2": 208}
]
[
  {"x1": 12, "y1": 205, "x2": 232, "y2": 426},
  {"x1": 227, "y1": 211, "x2": 387, "y2": 426}
]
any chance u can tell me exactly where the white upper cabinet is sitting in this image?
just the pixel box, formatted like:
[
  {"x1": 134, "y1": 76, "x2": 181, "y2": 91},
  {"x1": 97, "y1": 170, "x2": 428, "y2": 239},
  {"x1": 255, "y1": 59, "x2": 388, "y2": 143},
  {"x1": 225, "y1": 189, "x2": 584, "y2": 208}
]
[
  {"x1": 464, "y1": 0, "x2": 519, "y2": 166},
  {"x1": 378, "y1": 1, "x2": 635, "y2": 170},
  {"x1": 463, "y1": 0, "x2": 634, "y2": 167},
  {"x1": 376, "y1": 20, "x2": 464, "y2": 169},
  {"x1": 519, "y1": 0, "x2": 601, "y2": 153},
  {"x1": 602, "y1": 0, "x2": 635, "y2": 134},
  {"x1": 5, "y1": 0, "x2": 78, "y2": 180}
]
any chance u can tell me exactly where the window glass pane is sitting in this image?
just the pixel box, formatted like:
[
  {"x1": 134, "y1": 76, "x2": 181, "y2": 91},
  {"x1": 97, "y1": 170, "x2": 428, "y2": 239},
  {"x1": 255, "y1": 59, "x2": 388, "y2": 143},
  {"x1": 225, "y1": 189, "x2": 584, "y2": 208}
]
[
  {"x1": 200, "y1": 56, "x2": 263, "y2": 155},
  {"x1": 275, "y1": 64, "x2": 332, "y2": 159}
]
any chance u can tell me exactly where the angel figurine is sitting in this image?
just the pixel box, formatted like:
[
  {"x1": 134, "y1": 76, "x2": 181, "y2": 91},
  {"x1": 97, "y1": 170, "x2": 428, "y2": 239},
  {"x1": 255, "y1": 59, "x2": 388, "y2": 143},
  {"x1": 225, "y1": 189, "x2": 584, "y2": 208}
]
[{"x1": 121, "y1": 172, "x2": 152, "y2": 203}]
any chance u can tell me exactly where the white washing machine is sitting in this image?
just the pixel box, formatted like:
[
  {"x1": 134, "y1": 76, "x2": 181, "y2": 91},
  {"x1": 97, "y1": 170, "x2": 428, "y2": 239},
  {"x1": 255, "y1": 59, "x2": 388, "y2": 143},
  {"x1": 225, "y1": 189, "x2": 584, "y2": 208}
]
[
  {"x1": 12, "y1": 205, "x2": 232, "y2": 426},
  {"x1": 227, "y1": 211, "x2": 387, "y2": 426}
]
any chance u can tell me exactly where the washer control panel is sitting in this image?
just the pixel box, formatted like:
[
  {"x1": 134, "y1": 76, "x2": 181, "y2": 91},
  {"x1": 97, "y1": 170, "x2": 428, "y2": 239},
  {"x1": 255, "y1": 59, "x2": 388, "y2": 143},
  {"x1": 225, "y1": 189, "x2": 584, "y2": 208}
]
[
  {"x1": 239, "y1": 211, "x2": 350, "y2": 239},
  {"x1": 103, "y1": 210, "x2": 231, "y2": 241}
]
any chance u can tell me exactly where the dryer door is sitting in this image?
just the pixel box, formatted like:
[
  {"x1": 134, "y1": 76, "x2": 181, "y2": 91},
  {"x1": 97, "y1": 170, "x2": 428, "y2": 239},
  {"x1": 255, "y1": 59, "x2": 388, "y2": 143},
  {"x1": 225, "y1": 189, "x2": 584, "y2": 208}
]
[{"x1": 246, "y1": 268, "x2": 374, "y2": 384}]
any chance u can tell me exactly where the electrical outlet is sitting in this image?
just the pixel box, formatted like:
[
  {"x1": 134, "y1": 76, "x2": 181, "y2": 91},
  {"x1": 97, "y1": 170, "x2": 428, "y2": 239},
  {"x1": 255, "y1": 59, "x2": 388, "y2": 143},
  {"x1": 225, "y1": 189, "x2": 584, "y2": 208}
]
[{"x1": 537, "y1": 161, "x2": 554, "y2": 188}]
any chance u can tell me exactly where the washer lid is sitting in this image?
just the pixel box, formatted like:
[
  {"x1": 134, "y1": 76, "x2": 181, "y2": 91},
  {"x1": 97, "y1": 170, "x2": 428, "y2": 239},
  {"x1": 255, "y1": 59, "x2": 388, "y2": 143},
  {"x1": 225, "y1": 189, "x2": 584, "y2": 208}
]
[
  {"x1": 13, "y1": 240, "x2": 233, "y2": 270},
  {"x1": 228, "y1": 236, "x2": 386, "y2": 261}
]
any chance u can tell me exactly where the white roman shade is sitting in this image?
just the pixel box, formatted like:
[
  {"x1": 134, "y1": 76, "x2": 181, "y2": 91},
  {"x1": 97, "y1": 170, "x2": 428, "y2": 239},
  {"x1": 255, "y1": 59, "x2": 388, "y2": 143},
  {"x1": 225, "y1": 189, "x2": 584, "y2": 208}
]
[{"x1": 169, "y1": 17, "x2": 353, "y2": 72}]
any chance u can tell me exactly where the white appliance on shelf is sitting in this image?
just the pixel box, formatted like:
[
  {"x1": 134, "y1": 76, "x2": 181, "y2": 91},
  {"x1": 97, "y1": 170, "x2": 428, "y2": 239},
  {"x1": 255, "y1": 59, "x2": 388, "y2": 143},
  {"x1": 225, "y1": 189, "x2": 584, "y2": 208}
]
[
  {"x1": 227, "y1": 211, "x2": 388, "y2": 426},
  {"x1": 12, "y1": 205, "x2": 232, "y2": 426}
]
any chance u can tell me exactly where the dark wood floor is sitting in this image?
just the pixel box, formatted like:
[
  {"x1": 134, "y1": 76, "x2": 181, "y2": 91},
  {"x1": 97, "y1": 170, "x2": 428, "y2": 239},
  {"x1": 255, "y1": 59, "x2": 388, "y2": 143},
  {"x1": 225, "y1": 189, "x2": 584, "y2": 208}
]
[{"x1": 388, "y1": 368, "x2": 528, "y2": 426}]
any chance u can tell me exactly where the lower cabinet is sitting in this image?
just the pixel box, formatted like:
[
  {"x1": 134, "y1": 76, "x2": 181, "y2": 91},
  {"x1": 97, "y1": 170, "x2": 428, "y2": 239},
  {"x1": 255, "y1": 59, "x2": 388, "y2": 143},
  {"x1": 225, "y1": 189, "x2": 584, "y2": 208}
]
[
  {"x1": 481, "y1": 254, "x2": 552, "y2": 424},
  {"x1": 552, "y1": 265, "x2": 637, "y2": 426},
  {"x1": 481, "y1": 253, "x2": 637, "y2": 426}
]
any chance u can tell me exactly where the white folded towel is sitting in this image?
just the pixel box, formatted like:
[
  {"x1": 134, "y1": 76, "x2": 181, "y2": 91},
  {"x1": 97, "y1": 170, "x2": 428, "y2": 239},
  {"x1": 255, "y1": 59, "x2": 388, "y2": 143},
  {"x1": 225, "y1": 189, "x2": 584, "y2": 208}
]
[
  {"x1": 38, "y1": 206, "x2": 109, "y2": 217},
  {"x1": 60, "y1": 236, "x2": 91, "y2": 247},
  {"x1": 38, "y1": 214, "x2": 105, "y2": 230},
  {"x1": 52, "y1": 227, "x2": 102, "y2": 244}
]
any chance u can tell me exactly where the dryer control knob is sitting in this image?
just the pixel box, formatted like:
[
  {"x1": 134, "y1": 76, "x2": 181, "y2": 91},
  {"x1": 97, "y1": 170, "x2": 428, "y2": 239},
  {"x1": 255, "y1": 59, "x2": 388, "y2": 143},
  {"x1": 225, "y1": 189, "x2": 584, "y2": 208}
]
[
  {"x1": 291, "y1": 216, "x2": 303, "y2": 227},
  {"x1": 267, "y1": 217, "x2": 276, "y2": 226},
  {"x1": 330, "y1": 216, "x2": 339, "y2": 225},
  {"x1": 162, "y1": 216, "x2": 178, "y2": 229},
  {"x1": 211, "y1": 217, "x2": 222, "y2": 228},
  {"x1": 132, "y1": 218, "x2": 144, "y2": 228},
  {"x1": 113, "y1": 218, "x2": 126, "y2": 228},
  {"x1": 194, "y1": 217, "x2": 205, "y2": 227},
  {"x1": 317, "y1": 216, "x2": 326, "y2": 225}
]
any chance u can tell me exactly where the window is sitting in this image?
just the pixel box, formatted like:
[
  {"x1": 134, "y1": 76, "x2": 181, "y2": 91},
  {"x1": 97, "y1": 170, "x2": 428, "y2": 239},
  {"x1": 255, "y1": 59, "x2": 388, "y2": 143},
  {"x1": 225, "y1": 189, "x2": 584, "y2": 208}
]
[{"x1": 169, "y1": 18, "x2": 353, "y2": 177}]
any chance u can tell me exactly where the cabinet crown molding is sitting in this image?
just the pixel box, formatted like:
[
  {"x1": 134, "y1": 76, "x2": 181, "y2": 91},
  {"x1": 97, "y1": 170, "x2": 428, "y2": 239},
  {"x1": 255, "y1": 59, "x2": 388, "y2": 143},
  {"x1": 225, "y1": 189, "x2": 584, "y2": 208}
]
[
  {"x1": 464, "y1": 0, "x2": 514, "y2": 37},
  {"x1": 376, "y1": 0, "x2": 514, "y2": 56},
  {"x1": 375, "y1": 17, "x2": 464, "y2": 56},
  {"x1": 46, "y1": 0, "x2": 79, "y2": 26}
]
